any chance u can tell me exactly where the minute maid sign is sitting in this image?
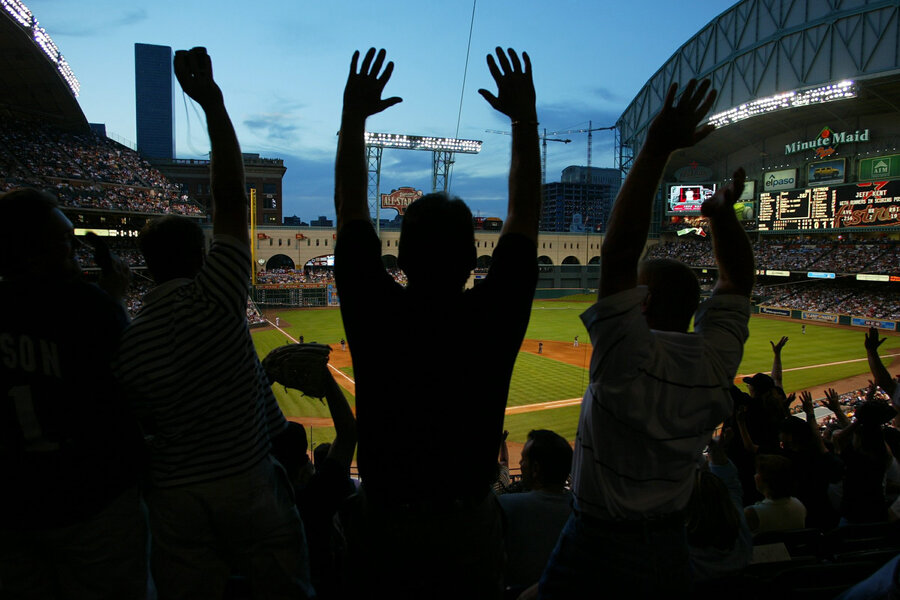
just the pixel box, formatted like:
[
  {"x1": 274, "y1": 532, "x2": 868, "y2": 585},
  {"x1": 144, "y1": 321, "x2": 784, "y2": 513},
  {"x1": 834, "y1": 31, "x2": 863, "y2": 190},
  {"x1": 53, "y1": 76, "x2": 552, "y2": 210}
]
[{"x1": 785, "y1": 126, "x2": 870, "y2": 158}]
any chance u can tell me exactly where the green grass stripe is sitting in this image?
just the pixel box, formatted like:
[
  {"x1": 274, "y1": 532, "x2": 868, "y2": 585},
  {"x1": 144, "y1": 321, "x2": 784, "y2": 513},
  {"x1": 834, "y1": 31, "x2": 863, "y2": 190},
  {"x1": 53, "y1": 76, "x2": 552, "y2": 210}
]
[
  {"x1": 525, "y1": 301, "x2": 591, "y2": 342},
  {"x1": 507, "y1": 353, "x2": 588, "y2": 407},
  {"x1": 503, "y1": 405, "x2": 582, "y2": 443}
]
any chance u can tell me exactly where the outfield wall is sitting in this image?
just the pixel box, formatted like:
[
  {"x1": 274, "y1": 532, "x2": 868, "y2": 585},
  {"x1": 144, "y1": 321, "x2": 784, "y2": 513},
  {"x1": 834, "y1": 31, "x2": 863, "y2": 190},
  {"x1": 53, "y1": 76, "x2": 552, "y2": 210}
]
[{"x1": 754, "y1": 305, "x2": 899, "y2": 332}]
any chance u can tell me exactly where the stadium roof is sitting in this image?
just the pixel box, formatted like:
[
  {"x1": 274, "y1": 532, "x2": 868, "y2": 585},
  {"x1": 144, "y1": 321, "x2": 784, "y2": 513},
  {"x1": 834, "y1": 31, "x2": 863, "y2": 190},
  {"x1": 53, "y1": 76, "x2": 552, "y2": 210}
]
[
  {"x1": 0, "y1": 5, "x2": 88, "y2": 132},
  {"x1": 617, "y1": 0, "x2": 900, "y2": 169},
  {"x1": 672, "y1": 72, "x2": 900, "y2": 168}
]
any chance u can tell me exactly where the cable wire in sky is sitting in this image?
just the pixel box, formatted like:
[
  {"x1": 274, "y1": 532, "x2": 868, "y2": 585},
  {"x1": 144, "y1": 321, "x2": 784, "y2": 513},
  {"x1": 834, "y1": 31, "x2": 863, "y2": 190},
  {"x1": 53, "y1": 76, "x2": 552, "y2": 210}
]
[{"x1": 448, "y1": 0, "x2": 477, "y2": 192}]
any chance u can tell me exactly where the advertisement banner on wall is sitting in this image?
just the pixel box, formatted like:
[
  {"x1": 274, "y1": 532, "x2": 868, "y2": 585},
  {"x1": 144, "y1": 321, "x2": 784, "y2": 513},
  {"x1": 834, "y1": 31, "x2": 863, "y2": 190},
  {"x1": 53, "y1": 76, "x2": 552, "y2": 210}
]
[
  {"x1": 851, "y1": 317, "x2": 896, "y2": 330},
  {"x1": 858, "y1": 154, "x2": 900, "y2": 180},
  {"x1": 734, "y1": 201, "x2": 756, "y2": 220},
  {"x1": 808, "y1": 158, "x2": 846, "y2": 185},
  {"x1": 802, "y1": 311, "x2": 839, "y2": 323},
  {"x1": 762, "y1": 169, "x2": 798, "y2": 192},
  {"x1": 760, "y1": 306, "x2": 791, "y2": 317}
]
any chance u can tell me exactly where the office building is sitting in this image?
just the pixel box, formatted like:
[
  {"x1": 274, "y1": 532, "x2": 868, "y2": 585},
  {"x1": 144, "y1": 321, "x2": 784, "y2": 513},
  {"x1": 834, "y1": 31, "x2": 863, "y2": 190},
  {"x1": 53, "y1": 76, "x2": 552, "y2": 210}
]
[{"x1": 135, "y1": 43, "x2": 174, "y2": 160}]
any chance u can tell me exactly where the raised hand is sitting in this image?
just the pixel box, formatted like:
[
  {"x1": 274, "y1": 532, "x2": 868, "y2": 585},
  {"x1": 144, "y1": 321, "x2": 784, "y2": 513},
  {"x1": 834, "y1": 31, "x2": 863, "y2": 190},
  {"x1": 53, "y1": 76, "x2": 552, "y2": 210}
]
[
  {"x1": 707, "y1": 429, "x2": 731, "y2": 465},
  {"x1": 824, "y1": 388, "x2": 842, "y2": 413},
  {"x1": 343, "y1": 48, "x2": 402, "y2": 119},
  {"x1": 865, "y1": 327, "x2": 886, "y2": 352},
  {"x1": 84, "y1": 232, "x2": 131, "y2": 301},
  {"x1": 770, "y1": 336, "x2": 789, "y2": 354},
  {"x1": 478, "y1": 47, "x2": 537, "y2": 123},
  {"x1": 702, "y1": 168, "x2": 746, "y2": 218},
  {"x1": 865, "y1": 380, "x2": 878, "y2": 403},
  {"x1": 174, "y1": 47, "x2": 223, "y2": 109},
  {"x1": 646, "y1": 79, "x2": 717, "y2": 155},
  {"x1": 800, "y1": 391, "x2": 815, "y2": 416}
]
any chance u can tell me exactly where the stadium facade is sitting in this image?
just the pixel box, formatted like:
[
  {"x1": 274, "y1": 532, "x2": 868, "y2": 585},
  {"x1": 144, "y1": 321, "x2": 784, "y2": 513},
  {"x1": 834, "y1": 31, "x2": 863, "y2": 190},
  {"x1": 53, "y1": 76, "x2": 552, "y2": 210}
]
[{"x1": 154, "y1": 154, "x2": 287, "y2": 225}]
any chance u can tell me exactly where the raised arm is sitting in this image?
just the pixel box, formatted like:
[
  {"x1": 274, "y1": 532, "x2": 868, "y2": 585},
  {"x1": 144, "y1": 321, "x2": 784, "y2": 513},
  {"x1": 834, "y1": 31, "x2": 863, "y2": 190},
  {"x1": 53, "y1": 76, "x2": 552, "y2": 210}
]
[
  {"x1": 174, "y1": 47, "x2": 247, "y2": 243},
  {"x1": 335, "y1": 48, "x2": 402, "y2": 232},
  {"x1": 701, "y1": 168, "x2": 754, "y2": 296},
  {"x1": 799, "y1": 390, "x2": 828, "y2": 454},
  {"x1": 478, "y1": 48, "x2": 540, "y2": 243},
  {"x1": 824, "y1": 387, "x2": 852, "y2": 429},
  {"x1": 323, "y1": 373, "x2": 357, "y2": 472},
  {"x1": 599, "y1": 80, "x2": 716, "y2": 298},
  {"x1": 865, "y1": 327, "x2": 897, "y2": 400},
  {"x1": 770, "y1": 336, "x2": 788, "y2": 388}
]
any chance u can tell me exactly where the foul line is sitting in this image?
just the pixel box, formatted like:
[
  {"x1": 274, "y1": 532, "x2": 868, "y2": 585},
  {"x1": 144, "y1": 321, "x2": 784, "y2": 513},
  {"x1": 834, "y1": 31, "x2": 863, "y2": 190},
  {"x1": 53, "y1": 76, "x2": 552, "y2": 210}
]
[
  {"x1": 267, "y1": 321, "x2": 356, "y2": 386},
  {"x1": 736, "y1": 352, "x2": 900, "y2": 378},
  {"x1": 506, "y1": 397, "x2": 581, "y2": 414}
]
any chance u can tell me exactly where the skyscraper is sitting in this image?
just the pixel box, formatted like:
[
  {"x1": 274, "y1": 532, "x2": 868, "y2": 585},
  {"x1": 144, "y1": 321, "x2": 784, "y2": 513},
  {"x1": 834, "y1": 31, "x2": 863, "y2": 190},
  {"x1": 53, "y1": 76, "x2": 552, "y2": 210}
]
[{"x1": 135, "y1": 43, "x2": 174, "y2": 160}]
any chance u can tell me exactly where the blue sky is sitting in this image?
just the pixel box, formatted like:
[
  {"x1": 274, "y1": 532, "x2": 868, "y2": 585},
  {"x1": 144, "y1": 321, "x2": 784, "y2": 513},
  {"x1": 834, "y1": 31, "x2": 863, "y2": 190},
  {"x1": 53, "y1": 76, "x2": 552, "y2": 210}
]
[{"x1": 28, "y1": 0, "x2": 737, "y2": 221}]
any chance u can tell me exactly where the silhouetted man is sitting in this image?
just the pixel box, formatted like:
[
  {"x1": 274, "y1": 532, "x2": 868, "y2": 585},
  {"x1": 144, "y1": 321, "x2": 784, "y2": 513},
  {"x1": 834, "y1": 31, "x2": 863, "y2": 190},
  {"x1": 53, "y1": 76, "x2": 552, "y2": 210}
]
[
  {"x1": 333, "y1": 47, "x2": 540, "y2": 598},
  {"x1": 0, "y1": 188, "x2": 146, "y2": 597},
  {"x1": 500, "y1": 429, "x2": 573, "y2": 591},
  {"x1": 114, "y1": 48, "x2": 311, "y2": 599},
  {"x1": 541, "y1": 79, "x2": 754, "y2": 597}
]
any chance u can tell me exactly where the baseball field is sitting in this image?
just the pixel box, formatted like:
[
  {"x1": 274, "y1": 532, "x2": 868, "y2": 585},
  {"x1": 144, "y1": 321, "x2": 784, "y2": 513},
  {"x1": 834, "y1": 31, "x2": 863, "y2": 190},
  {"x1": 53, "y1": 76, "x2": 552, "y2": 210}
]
[{"x1": 251, "y1": 296, "x2": 900, "y2": 449}]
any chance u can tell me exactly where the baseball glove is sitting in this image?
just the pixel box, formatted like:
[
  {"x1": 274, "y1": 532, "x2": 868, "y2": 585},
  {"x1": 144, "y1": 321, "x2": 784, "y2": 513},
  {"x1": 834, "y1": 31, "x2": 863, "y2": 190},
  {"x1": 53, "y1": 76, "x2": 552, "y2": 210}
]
[{"x1": 263, "y1": 342, "x2": 332, "y2": 398}]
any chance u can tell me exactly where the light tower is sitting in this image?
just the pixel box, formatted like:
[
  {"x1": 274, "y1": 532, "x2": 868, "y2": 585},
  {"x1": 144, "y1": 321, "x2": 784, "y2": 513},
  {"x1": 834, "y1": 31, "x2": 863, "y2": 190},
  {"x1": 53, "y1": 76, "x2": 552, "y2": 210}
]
[{"x1": 363, "y1": 132, "x2": 482, "y2": 237}]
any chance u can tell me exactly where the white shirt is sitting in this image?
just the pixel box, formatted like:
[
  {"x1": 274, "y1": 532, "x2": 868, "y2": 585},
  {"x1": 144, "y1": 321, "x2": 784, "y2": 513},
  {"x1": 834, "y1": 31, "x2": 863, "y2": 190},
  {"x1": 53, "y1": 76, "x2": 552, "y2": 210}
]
[{"x1": 572, "y1": 287, "x2": 750, "y2": 519}]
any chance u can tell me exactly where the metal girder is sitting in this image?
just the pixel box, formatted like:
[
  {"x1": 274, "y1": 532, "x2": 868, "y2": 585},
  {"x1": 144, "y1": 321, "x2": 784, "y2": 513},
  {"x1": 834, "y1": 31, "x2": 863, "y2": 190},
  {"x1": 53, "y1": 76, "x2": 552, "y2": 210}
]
[
  {"x1": 432, "y1": 150, "x2": 454, "y2": 193},
  {"x1": 366, "y1": 145, "x2": 383, "y2": 237}
]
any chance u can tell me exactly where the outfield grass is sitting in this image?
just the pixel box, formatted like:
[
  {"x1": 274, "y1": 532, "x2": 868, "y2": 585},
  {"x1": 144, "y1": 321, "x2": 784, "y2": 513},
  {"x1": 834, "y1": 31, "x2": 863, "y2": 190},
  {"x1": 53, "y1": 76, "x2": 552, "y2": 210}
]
[{"x1": 253, "y1": 302, "x2": 899, "y2": 443}]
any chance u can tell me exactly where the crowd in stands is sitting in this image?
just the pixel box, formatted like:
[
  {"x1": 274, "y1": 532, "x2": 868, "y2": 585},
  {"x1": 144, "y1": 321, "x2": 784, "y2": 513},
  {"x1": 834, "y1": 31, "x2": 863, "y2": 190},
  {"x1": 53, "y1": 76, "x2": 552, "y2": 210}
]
[
  {"x1": 760, "y1": 283, "x2": 900, "y2": 320},
  {"x1": 247, "y1": 303, "x2": 268, "y2": 326},
  {"x1": 0, "y1": 117, "x2": 204, "y2": 216},
  {"x1": 649, "y1": 237, "x2": 900, "y2": 275},
  {"x1": 5, "y1": 46, "x2": 900, "y2": 600},
  {"x1": 255, "y1": 267, "x2": 408, "y2": 286},
  {"x1": 75, "y1": 237, "x2": 146, "y2": 268}
]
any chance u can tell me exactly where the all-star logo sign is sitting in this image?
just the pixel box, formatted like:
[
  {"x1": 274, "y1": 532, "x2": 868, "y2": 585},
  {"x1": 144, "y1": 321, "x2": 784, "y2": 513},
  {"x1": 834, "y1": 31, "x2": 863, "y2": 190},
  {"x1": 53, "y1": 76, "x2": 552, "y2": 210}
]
[
  {"x1": 785, "y1": 126, "x2": 870, "y2": 158},
  {"x1": 380, "y1": 186, "x2": 424, "y2": 215}
]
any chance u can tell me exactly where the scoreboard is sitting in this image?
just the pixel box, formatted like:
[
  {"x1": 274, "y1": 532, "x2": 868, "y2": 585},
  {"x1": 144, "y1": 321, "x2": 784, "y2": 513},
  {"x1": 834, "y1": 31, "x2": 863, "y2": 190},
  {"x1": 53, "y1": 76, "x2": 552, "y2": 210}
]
[{"x1": 758, "y1": 179, "x2": 900, "y2": 231}]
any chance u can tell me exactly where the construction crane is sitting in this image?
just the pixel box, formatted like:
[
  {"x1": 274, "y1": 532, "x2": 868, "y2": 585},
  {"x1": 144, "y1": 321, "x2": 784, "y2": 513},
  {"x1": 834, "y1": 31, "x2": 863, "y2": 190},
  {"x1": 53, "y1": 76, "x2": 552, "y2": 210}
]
[
  {"x1": 548, "y1": 120, "x2": 615, "y2": 175},
  {"x1": 485, "y1": 128, "x2": 571, "y2": 185}
]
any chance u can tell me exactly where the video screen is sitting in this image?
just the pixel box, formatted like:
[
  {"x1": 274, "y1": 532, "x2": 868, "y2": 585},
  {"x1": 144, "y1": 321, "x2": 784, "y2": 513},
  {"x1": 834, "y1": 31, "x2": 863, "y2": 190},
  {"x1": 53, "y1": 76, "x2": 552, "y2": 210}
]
[{"x1": 667, "y1": 183, "x2": 716, "y2": 214}]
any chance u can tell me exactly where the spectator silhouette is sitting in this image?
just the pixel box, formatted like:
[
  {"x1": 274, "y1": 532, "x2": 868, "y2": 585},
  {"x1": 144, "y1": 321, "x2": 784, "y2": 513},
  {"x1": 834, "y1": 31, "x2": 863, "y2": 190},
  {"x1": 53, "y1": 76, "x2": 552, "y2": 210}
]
[
  {"x1": 333, "y1": 47, "x2": 540, "y2": 597},
  {"x1": 540, "y1": 79, "x2": 754, "y2": 597},
  {"x1": 744, "y1": 454, "x2": 807, "y2": 534},
  {"x1": 687, "y1": 432, "x2": 752, "y2": 582},
  {"x1": 0, "y1": 188, "x2": 146, "y2": 597},
  {"x1": 499, "y1": 429, "x2": 573, "y2": 592},
  {"x1": 267, "y1": 359, "x2": 358, "y2": 600},
  {"x1": 113, "y1": 48, "x2": 312, "y2": 598}
]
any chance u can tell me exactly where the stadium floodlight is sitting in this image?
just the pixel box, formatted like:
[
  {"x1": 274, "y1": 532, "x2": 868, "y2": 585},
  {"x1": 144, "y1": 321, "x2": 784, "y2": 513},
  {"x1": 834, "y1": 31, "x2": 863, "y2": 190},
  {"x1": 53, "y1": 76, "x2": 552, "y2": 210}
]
[
  {"x1": 2, "y1": 0, "x2": 31, "y2": 27},
  {"x1": 365, "y1": 131, "x2": 482, "y2": 154},
  {"x1": 2, "y1": 0, "x2": 80, "y2": 97},
  {"x1": 707, "y1": 81, "x2": 856, "y2": 128}
]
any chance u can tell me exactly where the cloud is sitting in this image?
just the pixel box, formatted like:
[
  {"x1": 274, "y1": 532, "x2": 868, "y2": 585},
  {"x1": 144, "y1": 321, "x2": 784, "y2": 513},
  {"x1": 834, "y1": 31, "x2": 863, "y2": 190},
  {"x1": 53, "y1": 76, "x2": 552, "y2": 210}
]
[
  {"x1": 52, "y1": 9, "x2": 147, "y2": 36},
  {"x1": 243, "y1": 114, "x2": 301, "y2": 143},
  {"x1": 536, "y1": 102, "x2": 621, "y2": 132},
  {"x1": 590, "y1": 86, "x2": 626, "y2": 103}
]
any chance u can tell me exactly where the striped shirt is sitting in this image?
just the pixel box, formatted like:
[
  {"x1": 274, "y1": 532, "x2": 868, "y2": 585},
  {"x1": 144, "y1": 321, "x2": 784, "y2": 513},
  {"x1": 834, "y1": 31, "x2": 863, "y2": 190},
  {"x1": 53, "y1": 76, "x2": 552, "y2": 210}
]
[
  {"x1": 572, "y1": 287, "x2": 749, "y2": 520},
  {"x1": 115, "y1": 235, "x2": 286, "y2": 488}
]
